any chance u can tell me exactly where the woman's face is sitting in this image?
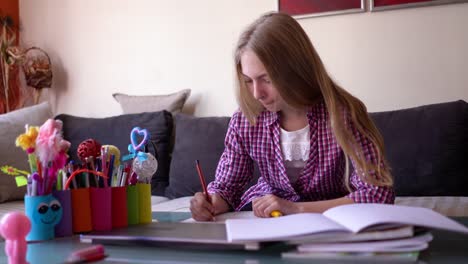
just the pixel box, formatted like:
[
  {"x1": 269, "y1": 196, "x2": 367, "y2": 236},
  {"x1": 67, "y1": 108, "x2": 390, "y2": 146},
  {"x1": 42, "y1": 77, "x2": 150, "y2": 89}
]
[{"x1": 240, "y1": 50, "x2": 286, "y2": 112}]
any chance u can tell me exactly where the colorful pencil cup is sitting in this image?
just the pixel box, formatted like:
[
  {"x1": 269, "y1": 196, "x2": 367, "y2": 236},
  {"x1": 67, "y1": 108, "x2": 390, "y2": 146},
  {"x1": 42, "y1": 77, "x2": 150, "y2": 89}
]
[
  {"x1": 137, "y1": 183, "x2": 152, "y2": 224},
  {"x1": 90, "y1": 187, "x2": 112, "y2": 231},
  {"x1": 71, "y1": 188, "x2": 92, "y2": 233},
  {"x1": 111, "y1": 186, "x2": 128, "y2": 228},
  {"x1": 126, "y1": 185, "x2": 139, "y2": 225},
  {"x1": 52, "y1": 189, "x2": 73, "y2": 237},
  {"x1": 25, "y1": 194, "x2": 63, "y2": 241}
]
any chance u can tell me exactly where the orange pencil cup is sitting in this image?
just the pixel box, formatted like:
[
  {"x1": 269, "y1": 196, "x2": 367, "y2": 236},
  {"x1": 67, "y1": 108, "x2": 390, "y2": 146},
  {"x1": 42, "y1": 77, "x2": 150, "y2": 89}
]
[
  {"x1": 126, "y1": 185, "x2": 139, "y2": 225},
  {"x1": 111, "y1": 186, "x2": 128, "y2": 228},
  {"x1": 90, "y1": 187, "x2": 112, "y2": 231},
  {"x1": 137, "y1": 183, "x2": 152, "y2": 224},
  {"x1": 71, "y1": 188, "x2": 92, "y2": 233}
]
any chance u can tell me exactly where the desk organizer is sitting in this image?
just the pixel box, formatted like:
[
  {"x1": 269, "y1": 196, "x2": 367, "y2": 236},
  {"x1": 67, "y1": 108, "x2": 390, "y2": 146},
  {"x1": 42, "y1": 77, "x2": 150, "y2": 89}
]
[
  {"x1": 25, "y1": 184, "x2": 151, "y2": 239},
  {"x1": 25, "y1": 170, "x2": 152, "y2": 241},
  {"x1": 18, "y1": 122, "x2": 157, "y2": 241}
]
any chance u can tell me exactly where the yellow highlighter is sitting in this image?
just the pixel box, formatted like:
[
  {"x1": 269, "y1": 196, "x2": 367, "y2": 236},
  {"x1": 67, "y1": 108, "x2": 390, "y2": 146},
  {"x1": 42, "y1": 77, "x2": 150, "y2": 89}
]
[{"x1": 270, "y1": 210, "x2": 283, "y2": 218}]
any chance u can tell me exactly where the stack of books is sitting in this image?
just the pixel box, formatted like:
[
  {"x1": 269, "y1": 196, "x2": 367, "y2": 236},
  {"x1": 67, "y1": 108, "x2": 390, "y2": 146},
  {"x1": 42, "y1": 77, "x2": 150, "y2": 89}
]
[
  {"x1": 283, "y1": 225, "x2": 431, "y2": 261},
  {"x1": 224, "y1": 204, "x2": 468, "y2": 261}
]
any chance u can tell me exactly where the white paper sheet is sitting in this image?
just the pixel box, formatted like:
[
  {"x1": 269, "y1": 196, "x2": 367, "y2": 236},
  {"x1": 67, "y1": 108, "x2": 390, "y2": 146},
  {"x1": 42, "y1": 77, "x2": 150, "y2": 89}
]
[
  {"x1": 323, "y1": 203, "x2": 468, "y2": 234},
  {"x1": 226, "y1": 213, "x2": 348, "y2": 241}
]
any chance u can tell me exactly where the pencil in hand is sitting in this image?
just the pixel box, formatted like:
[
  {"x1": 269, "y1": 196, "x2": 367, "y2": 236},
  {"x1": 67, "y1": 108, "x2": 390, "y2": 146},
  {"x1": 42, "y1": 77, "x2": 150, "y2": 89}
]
[{"x1": 195, "y1": 160, "x2": 211, "y2": 203}]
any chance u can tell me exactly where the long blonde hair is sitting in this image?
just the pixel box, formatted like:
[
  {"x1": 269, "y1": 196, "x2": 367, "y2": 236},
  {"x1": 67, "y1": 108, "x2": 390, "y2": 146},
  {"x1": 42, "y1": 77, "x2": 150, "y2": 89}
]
[{"x1": 234, "y1": 12, "x2": 392, "y2": 187}]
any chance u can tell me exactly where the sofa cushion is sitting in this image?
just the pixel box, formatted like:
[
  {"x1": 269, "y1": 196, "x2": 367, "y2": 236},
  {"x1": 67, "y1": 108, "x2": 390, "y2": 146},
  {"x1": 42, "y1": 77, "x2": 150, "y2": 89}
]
[
  {"x1": 165, "y1": 114, "x2": 231, "y2": 198},
  {"x1": 164, "y1": 113, "x2": 264, "y2": 199},
  {"x1": 113, "y1": 89, "x2": 191, "y2": 114},
  {"x1": 0, "y1": 102, "x2": 53, "y2": 202},
  {"x1": 55, "y1": 111, "x2": 173, "y2": 195},
  {"x1": 370, "y1": 100, "x2": 468, "y2": 196}
]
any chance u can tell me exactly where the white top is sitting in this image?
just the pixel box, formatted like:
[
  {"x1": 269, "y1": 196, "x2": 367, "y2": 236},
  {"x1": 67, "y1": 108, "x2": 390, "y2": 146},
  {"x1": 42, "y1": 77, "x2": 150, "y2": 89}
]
[{"x1": 280, "y1": 125, "x2": 310, "y2": 183}]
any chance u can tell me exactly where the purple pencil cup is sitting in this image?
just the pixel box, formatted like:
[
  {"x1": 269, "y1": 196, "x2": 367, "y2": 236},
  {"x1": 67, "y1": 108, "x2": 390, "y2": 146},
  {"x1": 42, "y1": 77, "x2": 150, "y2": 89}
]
[
  {"x1": 90, "y1": 187, "x2": 112, "y2": 231},
  {"x1": 52, "y1": 190, "x2": 73, "y2": 237}
]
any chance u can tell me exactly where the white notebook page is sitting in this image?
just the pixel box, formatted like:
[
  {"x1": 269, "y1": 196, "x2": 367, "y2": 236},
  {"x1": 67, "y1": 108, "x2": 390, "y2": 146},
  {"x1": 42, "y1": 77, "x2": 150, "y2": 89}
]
[
  {"x1": 226, "y1": 213, "x2": 347, "y2": 241},
  {"x1": 323, "y1": 204, "x2": 468, "y2": 234}
]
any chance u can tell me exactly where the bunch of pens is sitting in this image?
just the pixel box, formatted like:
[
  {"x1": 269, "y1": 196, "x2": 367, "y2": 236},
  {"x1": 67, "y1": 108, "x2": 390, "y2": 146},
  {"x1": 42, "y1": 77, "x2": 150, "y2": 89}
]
[
  {"x1": 64, "y1": 142, "x2": 112, "y2": 233},
  {"x1": 64, "y1": 126, "x2": 156, "y2": 233},
  {"x1": 15, "y1": 119, "x2": 71, "y2": 241}
]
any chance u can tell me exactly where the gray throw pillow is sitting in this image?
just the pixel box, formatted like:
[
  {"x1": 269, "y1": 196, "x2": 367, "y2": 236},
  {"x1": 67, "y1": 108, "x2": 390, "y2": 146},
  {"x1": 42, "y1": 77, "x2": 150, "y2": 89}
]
[
  {"x1": 370, "y1": 100, "x2": 468, "y2": 196},
  {"x1": 165, "y1": 114, "x2": 231, "y2": 198},
  {"x1": 164, "y1": 114, "x2": 260, "y2": 199},
  {"x1": 55, "y1": 111, "x2": 173, "y2": 195},
  {"x1": 113, "y1": 89, "x2": 191, "y2": 114},
  {"x1": 0, "y1": 102, "x2": 53, "y2": 203}
]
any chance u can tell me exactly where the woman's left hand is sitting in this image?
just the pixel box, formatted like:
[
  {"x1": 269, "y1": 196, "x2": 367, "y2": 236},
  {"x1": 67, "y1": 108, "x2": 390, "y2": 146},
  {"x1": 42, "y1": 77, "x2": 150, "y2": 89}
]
[{"x1": 252, "y1": 194, "x2": 299, "y2": 218}]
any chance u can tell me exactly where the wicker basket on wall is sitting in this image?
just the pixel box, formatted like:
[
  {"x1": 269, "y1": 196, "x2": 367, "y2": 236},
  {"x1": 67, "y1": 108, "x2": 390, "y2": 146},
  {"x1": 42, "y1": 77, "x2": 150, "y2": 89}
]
[{"x1": 22, "y1": 47, "x2": 52, "y2": 104}]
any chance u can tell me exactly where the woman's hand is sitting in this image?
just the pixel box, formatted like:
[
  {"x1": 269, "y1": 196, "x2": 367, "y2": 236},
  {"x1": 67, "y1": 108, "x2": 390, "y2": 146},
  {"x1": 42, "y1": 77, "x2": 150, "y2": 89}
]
[
  {"x1": 190, "y1": 192, "x2": 230, "y2": 221},
  {"x1": 252, "y1": 194, "x2": 299, "y2": 218}
]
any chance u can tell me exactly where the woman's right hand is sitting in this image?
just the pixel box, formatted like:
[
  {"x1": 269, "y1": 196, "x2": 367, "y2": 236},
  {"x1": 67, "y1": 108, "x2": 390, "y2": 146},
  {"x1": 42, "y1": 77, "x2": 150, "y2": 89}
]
[{"x1": 190, "y1": 192, "x2": 229, "y2": 221}]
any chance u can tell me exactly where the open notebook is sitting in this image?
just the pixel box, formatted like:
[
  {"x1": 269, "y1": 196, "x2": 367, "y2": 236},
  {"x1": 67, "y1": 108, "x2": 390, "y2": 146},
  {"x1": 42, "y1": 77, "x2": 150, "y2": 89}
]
[{"x1": 225, "y1": 204, "x2": 468, "y2": 242}]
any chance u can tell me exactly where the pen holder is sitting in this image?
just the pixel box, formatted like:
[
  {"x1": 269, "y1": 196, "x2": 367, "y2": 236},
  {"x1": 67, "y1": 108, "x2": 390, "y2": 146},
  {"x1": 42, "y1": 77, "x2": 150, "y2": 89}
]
[
  {"x1": 137, "y1": 183, "x2": 152, "y2": 224},
  {"x1": 126, "y1": 185, "x2": 139, "y2": 225},
  {"x1": 90, "y1": 187, "x2": 112, "y2": 231},
  {"x1": 52, "y1": 190, "x2": 73, "y2": 237},
  {"x1": 111, "y1": 186, "x2": 128, "y2": 228},
  {"x1": 25, "y1": 194, "x2": 63, "y2": 241},
  {"x1": 71, "y1": 188, "x2": 92, "y2": 233}
]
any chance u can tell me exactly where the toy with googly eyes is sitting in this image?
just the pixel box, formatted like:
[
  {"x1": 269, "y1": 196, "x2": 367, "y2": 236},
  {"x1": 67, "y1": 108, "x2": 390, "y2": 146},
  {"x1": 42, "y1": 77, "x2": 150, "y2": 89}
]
[{"x1": 24, "y1": 194, "x2": 63, "y2": 241}]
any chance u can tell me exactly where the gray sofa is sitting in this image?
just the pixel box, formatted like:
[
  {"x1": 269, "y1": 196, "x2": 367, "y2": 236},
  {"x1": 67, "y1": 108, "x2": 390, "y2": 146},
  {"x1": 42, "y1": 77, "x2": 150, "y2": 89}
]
[
  {"x1": 160, "y1": 100, "x2": 468, "y2": 215},
  {"x1": 1, "y1": 100, "x2": 467, "y2": 217}
]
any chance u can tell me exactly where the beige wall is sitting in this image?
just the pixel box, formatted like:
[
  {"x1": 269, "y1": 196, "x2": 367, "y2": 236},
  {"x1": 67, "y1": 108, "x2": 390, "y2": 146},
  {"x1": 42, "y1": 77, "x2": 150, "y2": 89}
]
[{"x1": 19, "y1": 0, "x2": 468, "y2": 117}]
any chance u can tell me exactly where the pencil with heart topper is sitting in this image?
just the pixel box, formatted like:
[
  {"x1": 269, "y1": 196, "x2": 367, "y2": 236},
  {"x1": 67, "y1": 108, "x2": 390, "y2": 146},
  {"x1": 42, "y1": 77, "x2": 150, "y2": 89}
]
[{"x1": 121, "y1": 127, "x2": 158, "y2": 224}]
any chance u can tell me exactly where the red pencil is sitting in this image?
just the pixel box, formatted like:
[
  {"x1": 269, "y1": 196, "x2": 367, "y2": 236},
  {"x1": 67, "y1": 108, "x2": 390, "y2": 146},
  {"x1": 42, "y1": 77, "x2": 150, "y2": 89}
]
[{"x1": 195, "y1": 160, "x2": 211, "y2": 203}]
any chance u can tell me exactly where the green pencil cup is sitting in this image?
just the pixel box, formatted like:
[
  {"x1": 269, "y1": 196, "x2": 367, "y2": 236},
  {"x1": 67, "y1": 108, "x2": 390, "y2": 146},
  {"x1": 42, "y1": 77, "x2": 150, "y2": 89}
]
[{"x1": 126, "y1": 185, "x2": 139, "y2": 225}]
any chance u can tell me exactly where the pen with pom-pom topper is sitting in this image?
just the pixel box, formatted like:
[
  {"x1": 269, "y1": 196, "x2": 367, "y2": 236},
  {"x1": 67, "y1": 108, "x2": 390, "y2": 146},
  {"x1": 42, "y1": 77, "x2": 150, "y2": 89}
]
[{"x1": 35, "y1": 119, "x2": 71, "y2": 194}]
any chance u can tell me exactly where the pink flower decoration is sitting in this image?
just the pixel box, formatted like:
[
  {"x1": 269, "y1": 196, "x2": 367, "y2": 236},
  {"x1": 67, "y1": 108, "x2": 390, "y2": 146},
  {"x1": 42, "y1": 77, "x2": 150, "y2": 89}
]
[{"x1": 35, "y1": 119, "x2": 70, "y2": 166}]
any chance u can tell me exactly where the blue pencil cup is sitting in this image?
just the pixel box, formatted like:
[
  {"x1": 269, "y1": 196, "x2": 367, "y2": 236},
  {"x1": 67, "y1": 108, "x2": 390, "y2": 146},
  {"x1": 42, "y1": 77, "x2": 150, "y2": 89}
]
[{"x1": 25, "y1": 194, "x2": 63, "y2": 241}]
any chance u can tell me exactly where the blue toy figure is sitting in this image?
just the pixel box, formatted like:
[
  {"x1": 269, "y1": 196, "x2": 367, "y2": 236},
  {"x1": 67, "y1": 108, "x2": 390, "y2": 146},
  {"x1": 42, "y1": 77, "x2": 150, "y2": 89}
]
[{"x1": 24, "y1": 194, "x2": 63, "y2": 241}]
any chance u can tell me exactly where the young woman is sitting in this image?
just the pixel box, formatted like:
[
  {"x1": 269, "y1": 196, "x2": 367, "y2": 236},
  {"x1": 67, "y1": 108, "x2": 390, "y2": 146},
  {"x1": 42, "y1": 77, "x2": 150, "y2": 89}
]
[{"x1": 190, "y1": 12, "x2": 394, "y2": 221}]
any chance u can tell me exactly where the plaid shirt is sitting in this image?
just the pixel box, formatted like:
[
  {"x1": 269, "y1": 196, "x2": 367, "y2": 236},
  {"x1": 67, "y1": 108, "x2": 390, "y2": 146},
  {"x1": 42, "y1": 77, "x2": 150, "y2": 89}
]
[{"x1": 208, "y1": 101, "x2": 395, "y2": 211}]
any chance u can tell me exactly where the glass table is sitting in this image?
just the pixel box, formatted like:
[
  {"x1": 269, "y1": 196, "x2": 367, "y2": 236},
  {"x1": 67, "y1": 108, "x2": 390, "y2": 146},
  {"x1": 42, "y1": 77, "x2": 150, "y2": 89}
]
[{"x1": 1, "y1": 212, "x2": 467, "y2": 263}]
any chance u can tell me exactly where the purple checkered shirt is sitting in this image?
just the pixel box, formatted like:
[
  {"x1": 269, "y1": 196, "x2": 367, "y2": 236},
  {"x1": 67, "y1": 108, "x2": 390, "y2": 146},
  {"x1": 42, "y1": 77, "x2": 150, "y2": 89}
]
[{"x1": 207, "y1": 101, "x2": 395, "y2": 211}]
